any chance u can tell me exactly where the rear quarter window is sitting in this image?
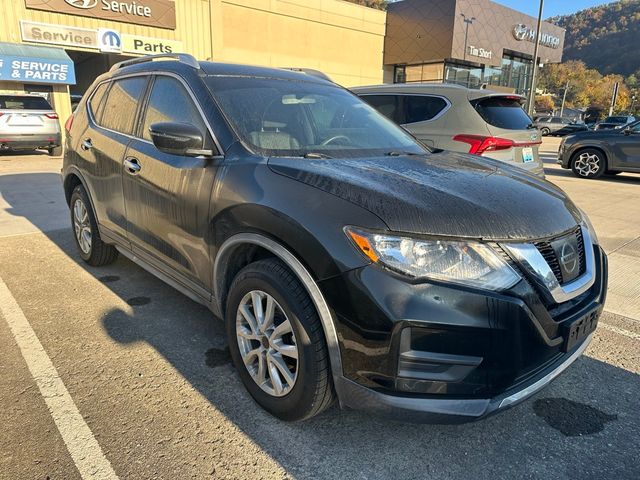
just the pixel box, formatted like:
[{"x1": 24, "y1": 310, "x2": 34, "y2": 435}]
[
  {"x1": 471, "y1": 96, "x2": 532, "y2": 130},
  {"x1": 88, "y1": 83, "x2": 109, "y2": 124},
  {"x1": 0, "y1": 95, "x2": 52, "y2": 110},
  {"x1": 403, "y1": 95, "x2": 448, "y2": 124}
]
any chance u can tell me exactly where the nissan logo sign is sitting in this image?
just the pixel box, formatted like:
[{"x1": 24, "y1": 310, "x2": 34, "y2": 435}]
[
  {"x1": 560, "y1": 243, "x2": 578, "y2": 274},
  {"x1": 512, "y1": 24, "x2": 561, "y2": 49},
  {"x1": 65, "y1": 0, "x2": 98, "y2": 8}
]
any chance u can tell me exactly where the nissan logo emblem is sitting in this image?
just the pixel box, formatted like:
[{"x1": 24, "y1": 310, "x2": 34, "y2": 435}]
[
  {"x1": 560, "y1": 243, "x2": 578, "y2": 274},
  {"x1": 65, "y1": 0, "x2": 98, "y2": 9}
]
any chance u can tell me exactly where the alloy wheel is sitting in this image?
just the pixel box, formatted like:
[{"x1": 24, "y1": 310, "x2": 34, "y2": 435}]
[
  {"x1": 235, "y1": 290, "x2": 299, "y2": 397},
  {"x1": 574, "y1": 151, "x2": 601, "y2": 177},
  {"x1": 73, "y1": 198, "x2": 92, "y2": 254}
]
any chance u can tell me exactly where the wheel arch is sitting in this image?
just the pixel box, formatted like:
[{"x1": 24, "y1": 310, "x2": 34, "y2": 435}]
[{"x1": 213, "y1": 233, "x2": 344, "y2": 383}]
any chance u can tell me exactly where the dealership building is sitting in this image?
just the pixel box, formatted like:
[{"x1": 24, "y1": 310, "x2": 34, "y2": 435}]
[
  {"x1": 0, "y1": 0, "x2": 564, "y2": 132},
  {"x1": 383, "y1": 0, "x2": 565, "y2": 94}
]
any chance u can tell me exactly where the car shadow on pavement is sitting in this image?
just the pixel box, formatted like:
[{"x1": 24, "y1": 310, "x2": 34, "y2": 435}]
[{"x1": 2, "y1": 173, "x2": 639, "y2": 480}]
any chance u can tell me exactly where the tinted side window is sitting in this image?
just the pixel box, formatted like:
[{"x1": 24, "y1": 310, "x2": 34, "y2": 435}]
[
  {"x1": 100, "y1": 77, "x2": 147, "y2": 135},
  {"x1": 141, "y1": 76, "x2": 207, "y2": 141},
  {"x1": 88, "y1": 83, "x2": 109, "y2": 124},
  {"x1": 404, "y1": 95, "x2": 448, "y2": 124},
  {"x1": 360, "y1": 95, "x2": 401, "y2": 124}
]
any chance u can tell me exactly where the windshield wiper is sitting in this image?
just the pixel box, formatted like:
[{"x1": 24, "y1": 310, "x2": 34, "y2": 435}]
[{"x1": 303, "y1": 152, "x2": 333, "y2": 159}]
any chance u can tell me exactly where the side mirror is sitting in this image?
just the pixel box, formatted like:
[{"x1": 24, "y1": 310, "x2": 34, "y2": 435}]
[{"x1": 149, "y1": 122, "x2": 213, "y2": 157}]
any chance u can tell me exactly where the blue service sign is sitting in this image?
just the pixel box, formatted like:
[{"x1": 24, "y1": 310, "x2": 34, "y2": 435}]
[{"x1": 0, "y1": 55, "x2": 76, "y2": 85}]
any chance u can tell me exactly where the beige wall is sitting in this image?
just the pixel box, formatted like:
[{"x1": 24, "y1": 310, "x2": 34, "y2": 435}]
[{"x1": 210, "y1": 0, "x2": 386, "y2": 86}]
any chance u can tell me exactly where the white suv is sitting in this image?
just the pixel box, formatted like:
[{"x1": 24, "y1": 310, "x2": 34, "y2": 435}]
[{"x1": 353, "y1": 83, "x2": 543, "y2": 177}]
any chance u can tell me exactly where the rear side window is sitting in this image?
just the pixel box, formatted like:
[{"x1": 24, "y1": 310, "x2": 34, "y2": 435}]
[
  {"x1": 472, "y1": 96, "x2": 532, "y2": 130},
  {"x1": 100, "y1": 77, "x2": 147, "y2": 135},
  {"x1": 141, "y1": 76, "x2": 207, "y2": 141},
  {"x1": 403, "y1": 95, "x2": 448, "y2": 124},
  {"x1": 0, "y1": 95, "x2": 52, "y2": 110},
  {"x1": 88, "y1": 83, "x2": 109, "y2": 124},
  {"x1": 360, "y1": 95, "x2": 401, "y2": 124}
]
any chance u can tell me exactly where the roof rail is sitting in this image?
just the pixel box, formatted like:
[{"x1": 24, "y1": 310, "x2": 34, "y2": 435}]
[{"x1": 110, "y1": 53, "x2": 200, "y2": 72}]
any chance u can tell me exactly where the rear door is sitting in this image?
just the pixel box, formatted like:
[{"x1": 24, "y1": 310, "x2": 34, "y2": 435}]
[
  {"x1": 471, "y1": 95, "x2": 542, "y2": 174},
  {"x1": 74, "y1": 76, "x2": 148, "y2": 243},
  {"x1": 122, "y1": 74, "x2": 220, "y2": 294},
  {"x1": 399, "y1": 94, "x2": 450, "y2": 148}
]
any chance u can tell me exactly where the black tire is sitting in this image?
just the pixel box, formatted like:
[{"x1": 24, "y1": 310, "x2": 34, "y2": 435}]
[
  {"x1": 570, "y1": 148, "x2": 606, "y2": 179},
  {"x1": 541, "y1": 127, "x2": 550, "y2": 136},
  {"x1": 226, "y1": 258, "x2": 334, "y2": 421},
  {"x1": 69, "y1": 185, "x2": 118, "y2": 266},
  {"x1": 48, "y1": 146, "x2": 63, "y2": 156}
]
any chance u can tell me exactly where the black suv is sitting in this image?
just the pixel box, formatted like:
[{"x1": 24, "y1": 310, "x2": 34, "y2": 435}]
[{"x1": 62, "y1": 54, "x2": 607, "y2": 423}]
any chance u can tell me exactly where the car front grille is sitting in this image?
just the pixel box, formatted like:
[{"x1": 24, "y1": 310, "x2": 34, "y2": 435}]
[{"x1": 534, "y1": 226, "x2": 586, "y2": 285}]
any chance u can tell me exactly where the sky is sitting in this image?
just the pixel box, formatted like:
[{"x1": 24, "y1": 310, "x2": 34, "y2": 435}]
[{"x1": 493, "y1": 0, "x2": 617, "y2": 18}]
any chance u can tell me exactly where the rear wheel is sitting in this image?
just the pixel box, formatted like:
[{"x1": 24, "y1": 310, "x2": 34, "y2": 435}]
[
  {"x1": 69, "y1": 185, "x2": 118, "y2": 266},
  {"x1": 226, "y1": 258, "x2": 334, "y2": 421},
  {"x1": 571, "y1": 148, "x2": 606, "y2": 179}
]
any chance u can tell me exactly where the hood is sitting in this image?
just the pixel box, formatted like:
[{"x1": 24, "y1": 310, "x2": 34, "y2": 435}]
[
  {"x1": 268, "y1": 153, "x2": 582, "y2": 241},
  {"x1": 568, "y1": 129, "x2": 622, "y2": 140}
]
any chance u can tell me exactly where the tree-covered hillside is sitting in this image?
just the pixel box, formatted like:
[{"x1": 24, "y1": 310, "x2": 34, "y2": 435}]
[{"x1": 551, "y1": 0, "x2": 640, "y2": 78}]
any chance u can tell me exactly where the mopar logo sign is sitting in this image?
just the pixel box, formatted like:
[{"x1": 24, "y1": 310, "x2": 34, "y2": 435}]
[
  {"x1": 64, "y1": 0, "x2": 98, "y2": 8},
  {"x1": 98, "y1": 29, "x2": 122, "y2": 53}
]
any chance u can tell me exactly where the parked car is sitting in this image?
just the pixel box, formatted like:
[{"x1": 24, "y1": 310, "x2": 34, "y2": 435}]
[
  {"x1": 352, "y1": 83, "x2": 543, "y2": 177},
  {"x1": 63, "y1": 54, "x2": 606, "y2": 423},
  {"x1": 534, "y1": 116, "x2": 589, "y2": 136},
  {"x1": 558, "y1": 120, "x2": 640, "y2": 178},
  {"x1": 0, "y1": 94, "x2": 62, "y2": 155},
  {"x1": 594, "y1": 115, "x2": 636, "y2": 130}
]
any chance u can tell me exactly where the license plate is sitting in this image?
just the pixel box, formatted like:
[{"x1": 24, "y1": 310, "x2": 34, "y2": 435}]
[
  {"x1": 562, "y1": 309, "x2": 599, "y2": 352},
  {"x1": 522, "y1": 147, "x2": 534, "y2": 163}
]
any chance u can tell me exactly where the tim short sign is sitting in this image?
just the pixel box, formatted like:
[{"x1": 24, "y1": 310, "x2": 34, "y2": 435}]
[
  {"x1": 468, "y1": 45, "x2": 492, "y2": 60},
  {"x1": 0, "y1": 56, "x2": 76, "y2": 85},
  {"x1": 24, "y1": 0, "x2": 177, "y2": 30},
  {"x1": 121, "y1": 34, "x2": 182, "y2": 54},
  {"x1": 21, "y1": 21, "x2": 98, "y2": 49}
]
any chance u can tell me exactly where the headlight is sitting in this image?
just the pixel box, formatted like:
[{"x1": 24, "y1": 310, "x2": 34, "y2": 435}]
[
  {"x1": 345, "y1": 227, "x2": 520, "y2": 291},
  {"x1": 579, "y1": 208, "x2": 599, "y2": 245}
]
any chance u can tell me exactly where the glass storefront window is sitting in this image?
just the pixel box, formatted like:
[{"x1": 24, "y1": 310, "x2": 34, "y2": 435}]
[
  {"x1": 444, "y1": 62, "x2": 482, "y2": 89},
  {"x1": 393, "y1": 63, "x2": 444, "y2": 84}
]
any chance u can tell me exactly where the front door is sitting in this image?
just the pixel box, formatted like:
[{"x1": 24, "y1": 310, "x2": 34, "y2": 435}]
[
  {"x1": 611, "y1": 123, "x2": 640, "y2": 170},
  {"x1": 122, "y1": 75, "x2": 219, "y2": 294}
]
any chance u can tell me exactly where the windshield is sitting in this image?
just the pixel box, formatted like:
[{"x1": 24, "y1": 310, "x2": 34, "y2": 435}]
[
  {"x1": 471, "y1": 96, "x2": 532, "y2": 130},
  {"x1": 0, "y1": 95, "x2": 52, "y2": 110},
  {"x1": 205, "y1": 77, "x2": 425, "y2": 158},
  {"x1": 603, "y1": 116, "x2": 628, "y2": 123}
]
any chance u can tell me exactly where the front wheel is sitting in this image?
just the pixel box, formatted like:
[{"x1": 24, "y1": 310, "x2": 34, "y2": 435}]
[
  {"x1": 540, "y1": 127, "x2": 550, "y2": 136},
  {"x1": 226, "y1": 258, "x2": 334, "y2": 421},
  {"x1": 571, "y1": 149, "x2": 606, "y2": 179},
  {"x1": 69, "y1": 185, "x2": 118, "y2": 266}
]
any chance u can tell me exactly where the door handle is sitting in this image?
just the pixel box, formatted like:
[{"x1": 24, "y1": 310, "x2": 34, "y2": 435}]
[
  {"x1": 124, "y1": 157, "x2": 141, "y2": 175},
  {"x1": 81, "y1": 138, "x2": 93, "y2": 151}
]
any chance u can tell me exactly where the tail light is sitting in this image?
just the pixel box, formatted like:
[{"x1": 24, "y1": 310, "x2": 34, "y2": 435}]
[
  {"x1": 45, "y1": 113, "x2": 59, "y2": 119},
  {"x1": 453, "y1": 134, "x2": 541, "y2": 155},
  {"x1": 453, "y1": 135, "x2": 514, "y2": 155},
  {"x1": 64, "y1": 114, "x2": 74, "y2": 132}
]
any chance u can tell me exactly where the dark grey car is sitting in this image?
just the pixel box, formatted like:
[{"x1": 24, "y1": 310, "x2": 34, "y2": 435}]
[{"x1": 558, "y1": 120, "x2": 640, "y2": 178}]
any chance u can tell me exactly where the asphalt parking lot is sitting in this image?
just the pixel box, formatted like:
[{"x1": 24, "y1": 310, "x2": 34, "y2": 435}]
[{"x1": 0, "y1": 143, "x2": 638, "y2": 480}]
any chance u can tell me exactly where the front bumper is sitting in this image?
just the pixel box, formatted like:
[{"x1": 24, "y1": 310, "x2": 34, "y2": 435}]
[
  {"x1": 0, "y1": 133, "x2": 61, "y2": 151},
  {"x1": 321, "y1": 243, "x2": 607, "y2": 423},
  {"x1": 335, "y1": 333, "x2": 592, "y2": 423}
]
